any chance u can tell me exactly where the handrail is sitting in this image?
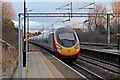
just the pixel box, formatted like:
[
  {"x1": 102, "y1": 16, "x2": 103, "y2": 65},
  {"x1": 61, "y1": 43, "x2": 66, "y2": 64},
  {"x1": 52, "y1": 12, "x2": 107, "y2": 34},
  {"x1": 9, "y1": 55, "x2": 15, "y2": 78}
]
[{"x1": 0, "y1": 38, "x2": 15, "y2": 49}]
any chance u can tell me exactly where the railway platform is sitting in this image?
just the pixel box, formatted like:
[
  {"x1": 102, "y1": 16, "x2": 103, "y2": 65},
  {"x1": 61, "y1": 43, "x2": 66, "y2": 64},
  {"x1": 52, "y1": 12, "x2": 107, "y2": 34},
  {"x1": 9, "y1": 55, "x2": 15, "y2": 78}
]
[
  {"x1": 80, "y1": 44, "x2": 120, "y2": 68},
  {"x1": 81, "y1": 45, "x2": 120, "y2": 55},
  {"x1": 12, "y1": 44, "x2": 84, "y2": 79},
  {"x1": 13, "y1": 52, "x2": 64, "y2": 78}
]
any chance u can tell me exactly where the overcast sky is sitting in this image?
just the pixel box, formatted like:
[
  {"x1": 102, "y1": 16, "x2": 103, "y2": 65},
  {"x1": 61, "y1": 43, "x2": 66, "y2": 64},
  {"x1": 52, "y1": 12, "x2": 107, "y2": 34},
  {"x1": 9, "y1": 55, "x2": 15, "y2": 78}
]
[
  {"x1": 9, "y1": 1, "x2": 113, "y2": 32},
  {"x1": 6, "y1": 0, "x2": 114, "y2": 2}
]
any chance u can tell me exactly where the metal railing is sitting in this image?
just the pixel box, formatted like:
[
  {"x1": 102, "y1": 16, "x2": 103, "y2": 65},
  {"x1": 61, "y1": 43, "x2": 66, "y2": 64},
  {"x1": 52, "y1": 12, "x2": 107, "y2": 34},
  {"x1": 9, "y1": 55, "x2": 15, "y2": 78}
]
[
  {"x1": 0, "y1": 39, "x2": 15, "y2": 50},
  {"x1": 0, "y1": 38, "x2": 17, "y2": 79}
]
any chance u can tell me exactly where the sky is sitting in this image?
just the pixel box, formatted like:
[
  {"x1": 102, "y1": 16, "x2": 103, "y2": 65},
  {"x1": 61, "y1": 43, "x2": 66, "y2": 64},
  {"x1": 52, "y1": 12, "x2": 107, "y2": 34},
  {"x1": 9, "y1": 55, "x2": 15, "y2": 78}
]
[
  {"x1": 5, "y1": 0, "x2": 114, "y2": 2},
  {"x1": 8, "y1": 1, "x2": 114, "y2": 32}
]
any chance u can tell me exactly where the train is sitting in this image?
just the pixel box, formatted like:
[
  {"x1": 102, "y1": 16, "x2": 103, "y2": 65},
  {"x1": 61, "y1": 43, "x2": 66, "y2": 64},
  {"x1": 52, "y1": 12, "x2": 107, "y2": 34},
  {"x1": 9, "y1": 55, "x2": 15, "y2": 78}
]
[{"x1": 29, "y1": 27, "x2": 80, "y2": 62}]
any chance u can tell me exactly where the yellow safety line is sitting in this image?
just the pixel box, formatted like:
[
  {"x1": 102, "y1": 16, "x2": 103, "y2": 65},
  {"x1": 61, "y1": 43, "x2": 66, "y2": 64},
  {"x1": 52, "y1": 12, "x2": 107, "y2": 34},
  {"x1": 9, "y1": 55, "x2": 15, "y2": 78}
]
[{"x1": 38, "y1": 52, "x2": 53, "y2": 78}]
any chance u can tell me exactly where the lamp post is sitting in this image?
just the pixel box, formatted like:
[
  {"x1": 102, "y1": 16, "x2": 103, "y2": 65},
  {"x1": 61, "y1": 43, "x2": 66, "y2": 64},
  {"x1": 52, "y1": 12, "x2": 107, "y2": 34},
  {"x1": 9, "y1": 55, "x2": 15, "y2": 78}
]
[
  {"x1": 26, "y1": 9, "x2": 34, "y2": 52},
  {"x1": 23, "y1": 0, "x2": 26, "y2": 67},
  {"x1": 23, "y1": 0, "x2": 34, "y2": 67},
  {"x1": 18, "y1": 13, "x2": 22, "y2": 79}
]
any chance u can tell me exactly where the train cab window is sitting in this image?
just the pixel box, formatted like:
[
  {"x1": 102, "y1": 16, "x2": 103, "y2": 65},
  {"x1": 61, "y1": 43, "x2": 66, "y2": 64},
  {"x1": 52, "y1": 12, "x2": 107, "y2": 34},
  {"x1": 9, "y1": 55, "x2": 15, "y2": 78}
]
[
  {"x1": 58, "y1": 33, "x2": 75, "y2": 41},
  {"x1": 57, "y1": 32, "x2": 77, "y2": 47}
]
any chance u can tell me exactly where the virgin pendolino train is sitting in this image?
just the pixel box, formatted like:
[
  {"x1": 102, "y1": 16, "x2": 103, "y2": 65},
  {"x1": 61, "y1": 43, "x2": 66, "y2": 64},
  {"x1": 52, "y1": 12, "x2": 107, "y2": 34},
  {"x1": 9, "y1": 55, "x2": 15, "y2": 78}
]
[{"x1": 29, "y1": 27, "x2": 80, "y2": 62}]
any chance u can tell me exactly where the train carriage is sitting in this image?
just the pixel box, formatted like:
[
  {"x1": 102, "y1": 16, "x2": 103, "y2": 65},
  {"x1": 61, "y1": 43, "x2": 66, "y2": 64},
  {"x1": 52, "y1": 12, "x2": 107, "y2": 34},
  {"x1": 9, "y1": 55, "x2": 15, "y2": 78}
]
[{"x1": 29, "y1": 27, "x2": 80, "y2": 62}]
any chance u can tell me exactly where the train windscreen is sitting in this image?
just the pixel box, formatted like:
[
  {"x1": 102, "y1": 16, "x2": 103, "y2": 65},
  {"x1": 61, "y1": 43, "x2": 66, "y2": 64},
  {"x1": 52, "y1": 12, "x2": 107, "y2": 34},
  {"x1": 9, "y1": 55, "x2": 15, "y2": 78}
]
[
  {"x1": 58, "y1": 33, "x2": 75, "y2": 40},
  {"x1": 57, "y1": 32, "x2": 77, "y2": 47}
]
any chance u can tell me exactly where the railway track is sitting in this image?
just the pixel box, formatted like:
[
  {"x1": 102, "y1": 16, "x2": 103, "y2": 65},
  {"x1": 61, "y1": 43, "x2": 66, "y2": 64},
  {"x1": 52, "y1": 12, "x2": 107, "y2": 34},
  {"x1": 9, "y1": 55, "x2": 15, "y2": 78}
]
[
  {"x1": 75, "y1": 54, "x2": 120, "y2": 79},
  {"x1": 36, "y1": 45, "x2": 98, "y2": 79},
  {"x1": 79, "y1": 54, "x2": 120, "y2": 74},
  {"x1": 39, "y1": 47, "x2": 104, "y2": 79},
  {"x1": 80, "y1": 48, "x2": 120, "y2": 67},
  {"x1": 70, "y1": 62, "x2": 104, "y2": 80},
  {"x1": 32, "y1": 44, "x2": 120, "y2": 79}
]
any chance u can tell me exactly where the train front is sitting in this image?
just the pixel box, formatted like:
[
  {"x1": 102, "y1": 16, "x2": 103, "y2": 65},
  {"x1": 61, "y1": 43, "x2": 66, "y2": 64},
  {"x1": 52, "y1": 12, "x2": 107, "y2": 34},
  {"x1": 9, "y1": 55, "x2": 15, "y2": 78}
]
[{"x1": 53, "y1": 27, "x2": 80, "y2": 61}]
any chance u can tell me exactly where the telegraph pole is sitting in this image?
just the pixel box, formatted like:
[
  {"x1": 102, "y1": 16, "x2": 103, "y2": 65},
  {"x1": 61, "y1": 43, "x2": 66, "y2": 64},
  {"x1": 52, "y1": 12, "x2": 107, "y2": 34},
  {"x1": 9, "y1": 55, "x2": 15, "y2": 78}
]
[{"x1": 23, "y1": 0, "x2": 26, "y2": 67}]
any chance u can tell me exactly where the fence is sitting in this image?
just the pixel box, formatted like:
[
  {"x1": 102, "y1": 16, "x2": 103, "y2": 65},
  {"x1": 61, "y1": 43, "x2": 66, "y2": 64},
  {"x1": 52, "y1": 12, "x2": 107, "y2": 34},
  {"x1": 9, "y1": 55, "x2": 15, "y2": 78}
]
[{"x1": 0, "y1": 38, "x2": 17, "y2": 79}]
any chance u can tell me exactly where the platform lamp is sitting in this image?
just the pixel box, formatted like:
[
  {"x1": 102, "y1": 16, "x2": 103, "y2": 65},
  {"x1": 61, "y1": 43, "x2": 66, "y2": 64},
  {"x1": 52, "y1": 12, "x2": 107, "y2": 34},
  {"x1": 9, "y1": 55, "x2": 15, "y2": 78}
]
[{"x1": 26, "y1": 9, "x2": 34, "y2": 52}]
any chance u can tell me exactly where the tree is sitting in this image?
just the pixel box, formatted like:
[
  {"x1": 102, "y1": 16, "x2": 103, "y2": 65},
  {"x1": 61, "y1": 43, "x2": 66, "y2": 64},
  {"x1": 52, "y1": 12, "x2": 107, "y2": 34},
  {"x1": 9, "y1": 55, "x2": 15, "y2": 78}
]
[
  {"x1": 1, "y1": 1, "x2": 15, "y2": 19},
  {"x1": 1, "y1": 0, "x2": 17, "y2": 48},
  {"x1": 88, "y1": 4, "x2": 108, "y2": 34},
  {"x1": 0, "y1": 1, "x2": 16, "y2": 29},
  {"x1": 111, "y1": 0, "x2": 120, "y2": 32},
  {"x1": 2, "y1": 18, "x2": 14, "y2": 28},
  {"x1": 112, "y1": 0, "x2": 120, "y2": 16}
]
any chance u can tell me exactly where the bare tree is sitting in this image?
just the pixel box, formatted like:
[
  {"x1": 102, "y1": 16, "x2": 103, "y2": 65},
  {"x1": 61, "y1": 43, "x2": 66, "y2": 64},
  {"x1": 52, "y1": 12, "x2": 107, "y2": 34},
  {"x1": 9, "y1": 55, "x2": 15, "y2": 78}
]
[
  {"x1": 0, "y1": 0, "x2": 16, "y2": 29},
  {"x1": 111, "y1": 0, "x2": 119, "y2": 30},
  {"x1": 88, "y1": 4, "x2": 108, "y2": 33},
  {"x1": 1, "y1": 1, "x2": 15, "y2": 19},
  {"x1": 112, "y1": 0, "x2": 120, "y2": 15}
]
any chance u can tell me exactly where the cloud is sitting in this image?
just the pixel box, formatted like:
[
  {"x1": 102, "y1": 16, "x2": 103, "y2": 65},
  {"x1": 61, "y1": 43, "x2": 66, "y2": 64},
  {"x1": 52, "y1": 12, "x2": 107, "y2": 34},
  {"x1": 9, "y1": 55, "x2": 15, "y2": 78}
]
[
  {"x1": 13, "y1": 20, "x2": 61, "y2": 31},
  {"x1": 63, "y1": 17, "x2": 86, "y2": 27},
  {"x1": 13, "y1": 20, "x2": 46, "y2": 27}
]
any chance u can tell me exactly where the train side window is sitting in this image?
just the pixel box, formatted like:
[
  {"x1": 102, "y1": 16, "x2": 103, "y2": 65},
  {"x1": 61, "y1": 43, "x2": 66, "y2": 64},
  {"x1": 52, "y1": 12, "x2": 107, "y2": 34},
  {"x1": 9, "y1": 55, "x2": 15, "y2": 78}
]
[
  {"x1": 49, "y1": 33, "x2": 53, "y2": 43},
  {"x1": 49, "y1": 34, "x2": 52, "y2": 43},
  {"x1": 46, "y1": 33, "x2": 49, "y2": 43}
]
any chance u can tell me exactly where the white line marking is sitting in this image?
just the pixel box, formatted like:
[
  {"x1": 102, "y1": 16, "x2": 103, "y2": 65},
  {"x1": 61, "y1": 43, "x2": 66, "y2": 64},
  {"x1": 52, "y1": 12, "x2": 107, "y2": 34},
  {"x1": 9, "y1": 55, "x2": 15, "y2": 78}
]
[
  {"x1": 43, "y1": 50, "x2": 87, "y2": 79},
  {"x1": 38, "y1": 52, "x2": 53, "y2": 78}
]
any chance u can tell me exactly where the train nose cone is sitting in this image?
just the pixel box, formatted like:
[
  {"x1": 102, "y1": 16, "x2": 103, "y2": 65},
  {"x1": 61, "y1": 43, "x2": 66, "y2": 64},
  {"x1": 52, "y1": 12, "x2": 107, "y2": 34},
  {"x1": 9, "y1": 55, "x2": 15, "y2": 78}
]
[
  {"x1": 61, "y1": 47, "x2": 80, "y2": 56},
  {"x1": 67, "y1": 50, "x2": 70, "y2": 53},
  {"x1": 61, "y1": 48, "x2": 73, "y2": 56}
]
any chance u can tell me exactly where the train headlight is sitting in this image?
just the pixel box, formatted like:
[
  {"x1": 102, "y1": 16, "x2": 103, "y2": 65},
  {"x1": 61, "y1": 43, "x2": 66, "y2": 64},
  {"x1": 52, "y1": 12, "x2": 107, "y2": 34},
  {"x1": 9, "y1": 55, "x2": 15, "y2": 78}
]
[
  {"x1": 75, "y1": 44, "x2": 80, "y2": 49},
  {"x1": 56, "y1": 44, "x2": 62, "y2": 50}
]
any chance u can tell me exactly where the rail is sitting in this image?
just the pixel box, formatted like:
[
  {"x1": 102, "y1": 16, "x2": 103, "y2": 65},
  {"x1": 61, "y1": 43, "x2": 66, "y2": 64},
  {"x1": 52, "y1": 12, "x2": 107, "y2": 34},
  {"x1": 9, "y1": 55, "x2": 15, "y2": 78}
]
[
  {"x1": 0, "y1": 38, "x2": 17, "y2": 79},
  {"x1": 80, "y1": 48, "x2": 120, "y2": 67},
  {"x1": 80, "y1": 42, "x2": 117, "y2": 47},
  {"x1": 0, "y1": 39, "x2": 15, "y2": 50},
  {"x1": 72, "y1": 62, "x2": 105, "y2": 80},
  {"x1": 79, "y1": 54, "x2": 120, "y2": 74}
]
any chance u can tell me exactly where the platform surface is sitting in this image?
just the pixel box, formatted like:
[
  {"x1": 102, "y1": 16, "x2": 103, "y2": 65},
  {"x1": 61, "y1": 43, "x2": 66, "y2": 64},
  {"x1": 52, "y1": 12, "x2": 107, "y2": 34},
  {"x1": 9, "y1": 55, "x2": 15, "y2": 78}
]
[
  {"x1": 13, "y1": 51, "x2": 64, "y2": 78},
  {"x1": 81, "y1": 45, "x2": 120, "y2": 55},
  {"x1": 12, "y1": 44, "x2": 84, "y2": 79}
]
